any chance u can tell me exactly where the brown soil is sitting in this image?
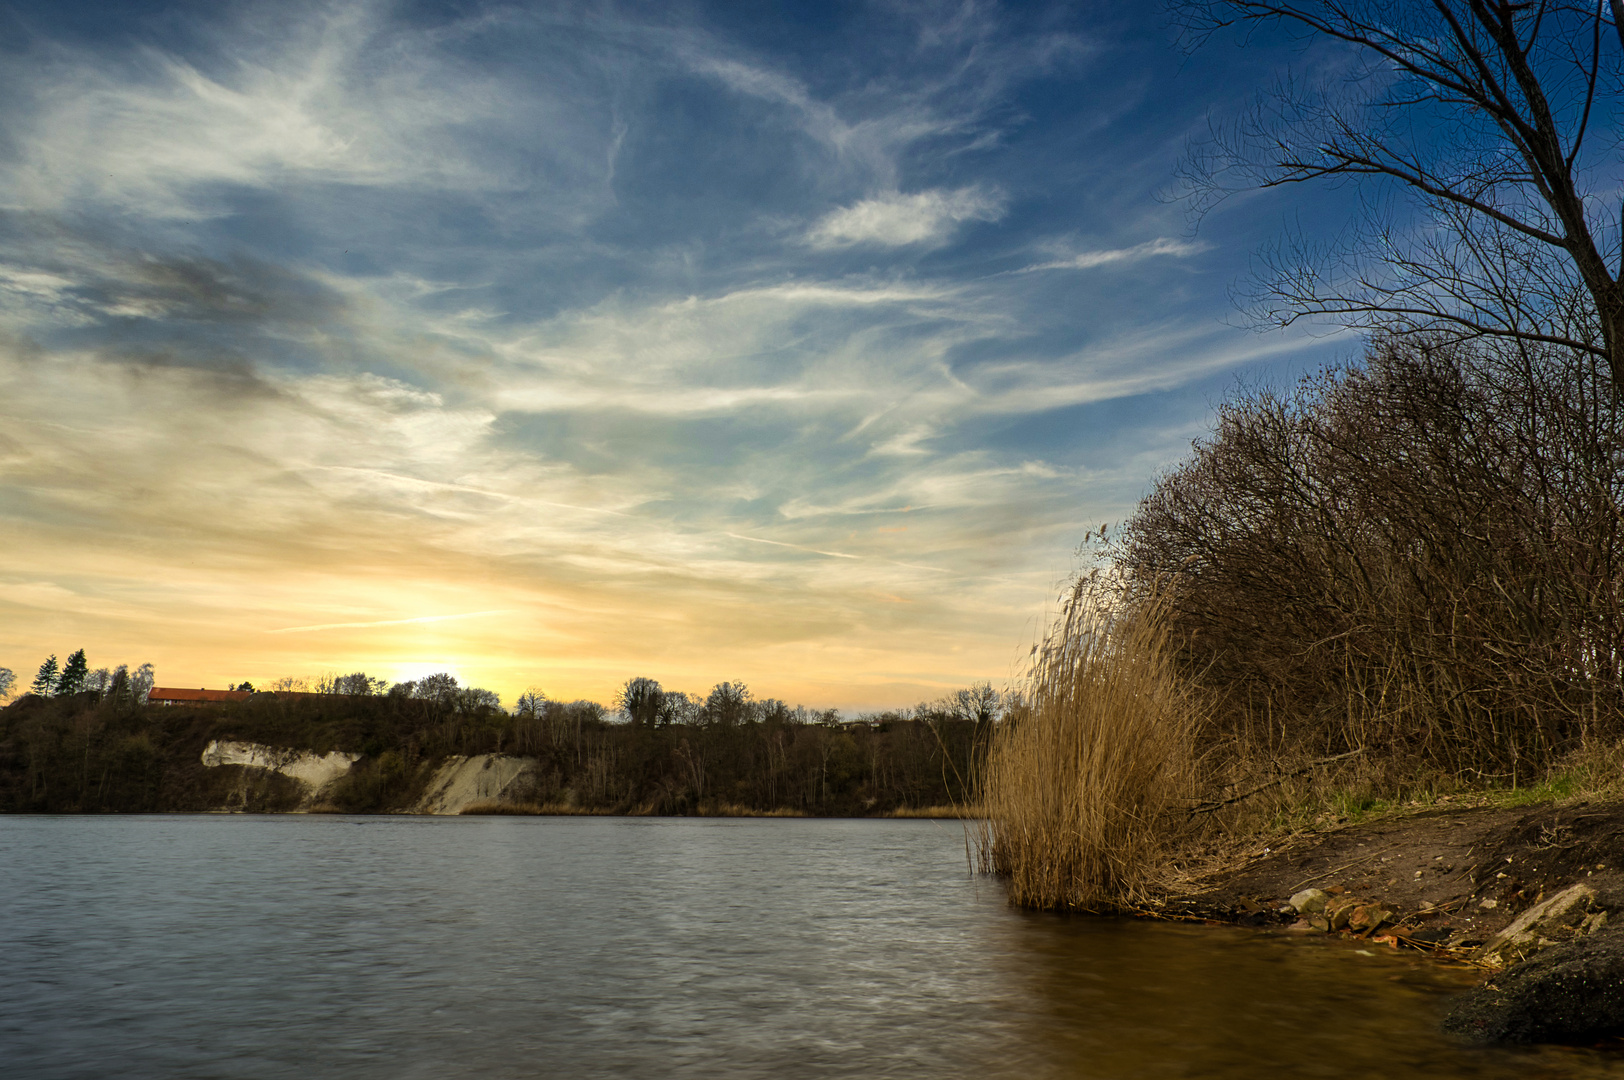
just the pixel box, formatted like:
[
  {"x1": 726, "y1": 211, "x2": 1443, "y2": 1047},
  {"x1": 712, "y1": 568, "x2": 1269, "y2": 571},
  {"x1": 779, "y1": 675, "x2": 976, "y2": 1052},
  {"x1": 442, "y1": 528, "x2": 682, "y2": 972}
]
[{"x1": 1166, "y1": 798, "x2": 1624, "y2": 952}]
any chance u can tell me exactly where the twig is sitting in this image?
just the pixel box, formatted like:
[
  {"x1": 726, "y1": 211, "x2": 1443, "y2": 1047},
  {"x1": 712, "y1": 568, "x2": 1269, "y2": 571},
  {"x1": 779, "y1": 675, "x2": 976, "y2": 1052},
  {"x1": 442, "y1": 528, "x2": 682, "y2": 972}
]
[
  {"x1": 1187, "y1": 748, "x2": 1367, "y2": 817},
  {"x1": 1287, "y1": 844, "x2": 1400, "y2": 894}
]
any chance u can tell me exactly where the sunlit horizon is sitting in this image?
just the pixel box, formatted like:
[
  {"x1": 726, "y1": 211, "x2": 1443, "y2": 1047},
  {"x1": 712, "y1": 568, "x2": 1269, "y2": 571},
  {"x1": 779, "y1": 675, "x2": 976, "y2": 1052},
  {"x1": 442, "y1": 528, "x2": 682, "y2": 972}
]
[{"x1": 0, "y1": 2, "x2": 1345, "y2": 712}]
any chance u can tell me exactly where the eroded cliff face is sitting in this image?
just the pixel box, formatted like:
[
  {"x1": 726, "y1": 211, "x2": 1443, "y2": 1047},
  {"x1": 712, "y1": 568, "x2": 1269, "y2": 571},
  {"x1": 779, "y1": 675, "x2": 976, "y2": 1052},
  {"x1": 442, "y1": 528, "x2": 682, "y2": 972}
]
[
  {"x1": 199, "y1": 740, "x2": 538, "y2": 814},
  {"x1": 200, "y1": 741, "x2": 361, "y2": 805},
  {"x1": 413, "y1": 755, "x2": 537, "y2": 814}
]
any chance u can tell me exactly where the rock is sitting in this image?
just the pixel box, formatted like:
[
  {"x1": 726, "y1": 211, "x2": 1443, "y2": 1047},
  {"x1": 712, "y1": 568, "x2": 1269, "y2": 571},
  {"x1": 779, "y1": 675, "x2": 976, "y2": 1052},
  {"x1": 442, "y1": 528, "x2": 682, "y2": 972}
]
[
  {"x1": 1479, "y1": 898, "x2": 1498, "y2": 910},
  {"x1": 1308, "y1": 914, "x2": 1330, "y2": 932},
  {"x1": 1480, "y1": 883, "x2": 1600, "y2": 966},
  {"x1": 1443, "y1": 932, "x2": 1624, "y2": 1045},
  {"x1": 1326, "y1": 895, "x2": 1364, "y2": 931},
  {"x1": 1347, "y1": 903, "x2": 1393, "y2": 934},
  {"x1": 1289, "y1": 888, "x2": 1329, "y2": 914}
]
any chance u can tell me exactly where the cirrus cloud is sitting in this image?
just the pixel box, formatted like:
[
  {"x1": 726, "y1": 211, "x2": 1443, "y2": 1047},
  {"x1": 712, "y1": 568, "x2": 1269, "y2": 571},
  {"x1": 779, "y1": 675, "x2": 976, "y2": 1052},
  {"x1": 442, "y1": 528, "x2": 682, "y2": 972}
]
[{"x1": 805, "y1": 187, "x2": 1006, "y2": 249}]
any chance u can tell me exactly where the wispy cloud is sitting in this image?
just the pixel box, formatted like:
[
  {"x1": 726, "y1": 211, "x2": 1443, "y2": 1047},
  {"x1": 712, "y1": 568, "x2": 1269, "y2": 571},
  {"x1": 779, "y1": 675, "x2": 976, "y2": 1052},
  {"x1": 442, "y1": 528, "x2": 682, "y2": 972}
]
[
  {"x1": 1013, "y1": 237, "x2": 1209, "y2": 273},
  {"x1": 0, "y1": 2, "x2": 1336, "y2": 709},
  {"x1": 268, "y1": 611, "x2": 514, "y2": 634},
  {"x1": 807, "y1": 187, "x2": 1005, "y2": 248},
  {"x1": 726, "y1": 533, "x2": 860, "y2": 559}
]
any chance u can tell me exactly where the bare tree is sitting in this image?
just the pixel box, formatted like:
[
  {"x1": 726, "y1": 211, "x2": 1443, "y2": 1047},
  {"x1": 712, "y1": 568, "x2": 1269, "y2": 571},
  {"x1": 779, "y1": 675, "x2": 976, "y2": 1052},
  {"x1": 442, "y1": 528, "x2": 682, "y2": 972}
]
[
  {"x1": 702, "y1": 681, "x2": 753, "y2": 726},
  {"x1": 615, "y1": 677, "x2": 665, "y2": 726},
  {"x1": 334, "y1": 672, "x2": 387, "y2": 696},
  {"x1": 1173, "y1": 1, "x2": 1624, "y2": 392},
  {"x1": 130, "y1": 663, "x2": 155, "y2": 704}
]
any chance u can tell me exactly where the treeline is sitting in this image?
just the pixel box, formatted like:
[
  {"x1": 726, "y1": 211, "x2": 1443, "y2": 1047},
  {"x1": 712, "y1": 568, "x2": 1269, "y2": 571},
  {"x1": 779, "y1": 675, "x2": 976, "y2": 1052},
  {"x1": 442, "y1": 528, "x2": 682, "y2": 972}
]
[
  {"x1": 3, "y1": 651, "x2": 154, "y2": 703},
  {"x1": 0, "y1": 672, "x2": 1001, "y2": 816}
]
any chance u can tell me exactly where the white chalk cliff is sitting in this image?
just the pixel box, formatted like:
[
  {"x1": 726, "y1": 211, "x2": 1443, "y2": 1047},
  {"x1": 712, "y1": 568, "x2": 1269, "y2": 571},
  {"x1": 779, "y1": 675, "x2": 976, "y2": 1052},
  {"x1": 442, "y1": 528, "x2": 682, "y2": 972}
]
[
  {"x1": 200, "y1": 740, "x2": 361, "y2": 798},
  {"x1": 413, "y1": 755, "x2": 536, "y2": 815}
]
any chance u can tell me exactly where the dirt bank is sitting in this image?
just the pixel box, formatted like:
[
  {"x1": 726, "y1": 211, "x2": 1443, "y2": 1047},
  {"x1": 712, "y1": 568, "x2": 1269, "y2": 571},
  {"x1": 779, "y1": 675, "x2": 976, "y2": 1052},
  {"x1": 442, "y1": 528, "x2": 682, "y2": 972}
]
[{"x1": 1164, "y1": 799, "x2": 1624, "y2": 1045}]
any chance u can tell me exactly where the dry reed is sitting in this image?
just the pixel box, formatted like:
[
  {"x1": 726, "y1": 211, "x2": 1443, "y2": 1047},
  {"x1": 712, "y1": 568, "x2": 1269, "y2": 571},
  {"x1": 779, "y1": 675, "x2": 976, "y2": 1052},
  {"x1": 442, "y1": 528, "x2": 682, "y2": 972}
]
[
  {"x1": 459, "y1": 800, "x2": 546, "y2": 815},
  {"x1": 977, "y1": 577, "x2": 1203, "y2": 910},
  {"x1": 886, "y1": 804, "x2": 984, "y2": 819}
]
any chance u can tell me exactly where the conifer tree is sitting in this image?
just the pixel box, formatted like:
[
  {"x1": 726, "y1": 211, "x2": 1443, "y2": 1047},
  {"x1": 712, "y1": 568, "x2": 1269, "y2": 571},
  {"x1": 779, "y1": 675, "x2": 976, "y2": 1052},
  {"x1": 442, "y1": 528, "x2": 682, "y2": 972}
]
[
  {"x1": 30, "y1": 655, "x2": 58, "y2": 696},
  {"x1": 109, "y1": 665, "x2": 130, "y2": 703},
  {"x1": 55, "y1": 649, "x2": 89, "y2": 696}
]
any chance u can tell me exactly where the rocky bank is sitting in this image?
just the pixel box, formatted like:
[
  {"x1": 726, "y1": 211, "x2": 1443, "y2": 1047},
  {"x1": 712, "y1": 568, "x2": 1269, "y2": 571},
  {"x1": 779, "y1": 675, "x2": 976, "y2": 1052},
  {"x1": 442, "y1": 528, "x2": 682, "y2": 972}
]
[{"x1": 1167, "y1": 799, "x2": 1624, "y2": 1046}]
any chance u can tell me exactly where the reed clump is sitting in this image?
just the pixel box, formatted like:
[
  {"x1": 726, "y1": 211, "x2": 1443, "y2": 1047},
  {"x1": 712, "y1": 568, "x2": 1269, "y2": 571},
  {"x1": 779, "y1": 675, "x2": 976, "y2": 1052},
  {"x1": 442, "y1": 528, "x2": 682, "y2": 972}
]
[
  {"x1": 977, "y1": 577, "x2": 1203, "y2": 910},
  {"x1": 886, "y1": 804, "x2": 982, "y2": 819}
]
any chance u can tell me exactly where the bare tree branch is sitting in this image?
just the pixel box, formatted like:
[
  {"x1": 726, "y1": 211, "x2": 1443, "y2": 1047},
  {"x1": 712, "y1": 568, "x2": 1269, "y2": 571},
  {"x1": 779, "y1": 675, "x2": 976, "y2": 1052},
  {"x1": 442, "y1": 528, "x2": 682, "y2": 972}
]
[{"x1": 1172, "y1": 0, "x2": 1624, "y2": 394}]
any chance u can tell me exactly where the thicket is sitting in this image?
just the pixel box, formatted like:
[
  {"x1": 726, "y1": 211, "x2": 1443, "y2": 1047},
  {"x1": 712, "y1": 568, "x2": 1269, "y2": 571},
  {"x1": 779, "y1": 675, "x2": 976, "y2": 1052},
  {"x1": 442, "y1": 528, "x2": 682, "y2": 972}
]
[
  {"x1": 1123, "y1": 338, "x2": 1624, "y2": 785},
  {"x1": 978, "y1": 337, "x2": 1624, "y2": 909},
  {"x1": 0, "y1": 684, "x2": 991, "y2": 816}
]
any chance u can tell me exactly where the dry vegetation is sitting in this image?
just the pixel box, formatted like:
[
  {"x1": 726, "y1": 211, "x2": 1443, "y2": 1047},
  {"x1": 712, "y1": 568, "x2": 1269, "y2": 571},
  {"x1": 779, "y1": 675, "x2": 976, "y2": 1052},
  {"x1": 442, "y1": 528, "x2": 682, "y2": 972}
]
[
  {"x1": 979, "y1": 338, "x2": 1624, "y2": 911},
  {"x1": 976, "y1": 581, "x2": 1201, "y2": 910}
]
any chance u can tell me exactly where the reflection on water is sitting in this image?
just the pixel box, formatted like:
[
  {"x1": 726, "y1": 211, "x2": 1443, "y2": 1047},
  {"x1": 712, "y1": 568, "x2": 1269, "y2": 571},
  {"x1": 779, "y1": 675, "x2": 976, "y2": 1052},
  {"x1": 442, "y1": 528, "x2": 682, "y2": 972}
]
[{"x1": 1, "y1": 815, "x2": 1619, "y2": 1079}]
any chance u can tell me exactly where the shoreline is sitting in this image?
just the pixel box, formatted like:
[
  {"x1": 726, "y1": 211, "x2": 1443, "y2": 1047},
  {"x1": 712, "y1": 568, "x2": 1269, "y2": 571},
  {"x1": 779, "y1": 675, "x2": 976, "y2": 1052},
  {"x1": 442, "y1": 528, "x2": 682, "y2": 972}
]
[{"x1": 1154, "y1": 797, "x2": 1624, "y2": 1045}]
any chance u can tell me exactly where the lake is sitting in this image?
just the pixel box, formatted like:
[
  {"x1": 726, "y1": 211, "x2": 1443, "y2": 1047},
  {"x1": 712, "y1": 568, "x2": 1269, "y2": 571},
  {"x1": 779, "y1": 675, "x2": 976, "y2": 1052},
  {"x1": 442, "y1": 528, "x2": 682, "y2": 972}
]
[{"x1": 2, "y1": 815, "x2": 1620, "y2": 1078}]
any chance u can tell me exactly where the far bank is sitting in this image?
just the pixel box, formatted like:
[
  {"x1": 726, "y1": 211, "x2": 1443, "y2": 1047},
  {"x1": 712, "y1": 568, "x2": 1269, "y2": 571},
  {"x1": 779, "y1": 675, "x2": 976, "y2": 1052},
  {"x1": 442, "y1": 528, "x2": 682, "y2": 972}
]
[{"x1": 0, "y1": 690, "x2": 984, "y2": 818}]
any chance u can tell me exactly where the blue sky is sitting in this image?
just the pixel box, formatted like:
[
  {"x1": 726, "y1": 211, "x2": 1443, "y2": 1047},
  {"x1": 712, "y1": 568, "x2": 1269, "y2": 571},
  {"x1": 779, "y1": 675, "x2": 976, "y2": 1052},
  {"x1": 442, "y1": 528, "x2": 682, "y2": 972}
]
[{"x1": 0, "y1": 0, "x2": 1352, "y2": 708}]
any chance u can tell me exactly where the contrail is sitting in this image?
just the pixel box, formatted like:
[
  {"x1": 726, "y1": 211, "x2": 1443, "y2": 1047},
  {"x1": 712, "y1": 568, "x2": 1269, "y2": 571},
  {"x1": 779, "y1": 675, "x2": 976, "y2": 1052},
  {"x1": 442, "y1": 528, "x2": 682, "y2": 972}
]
[
  {"x1": 726, "y1": 532, "x2": 950, "y2": 574},
  {"x1": 726, "y1": 532, "x2": 861, "y2": 559},
  {"x1": 267, "y1": 610, "x2": 512, "y2": 634}
]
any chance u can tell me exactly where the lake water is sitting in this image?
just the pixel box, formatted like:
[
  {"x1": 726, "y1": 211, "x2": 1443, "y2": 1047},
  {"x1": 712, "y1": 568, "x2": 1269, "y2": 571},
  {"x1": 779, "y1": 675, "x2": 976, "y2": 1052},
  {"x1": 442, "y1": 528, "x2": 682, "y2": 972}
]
[{"x1": 2, "y1": 815, "x2": 1621, "y2": 1079}]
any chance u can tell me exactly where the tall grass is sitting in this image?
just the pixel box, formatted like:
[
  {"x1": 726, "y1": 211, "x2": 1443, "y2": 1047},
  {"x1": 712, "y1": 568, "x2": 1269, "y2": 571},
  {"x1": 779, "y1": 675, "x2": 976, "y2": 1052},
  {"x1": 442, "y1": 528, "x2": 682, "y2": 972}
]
[{"x1": 977, "y1": 577, "x2": 1203, "y2": 910}]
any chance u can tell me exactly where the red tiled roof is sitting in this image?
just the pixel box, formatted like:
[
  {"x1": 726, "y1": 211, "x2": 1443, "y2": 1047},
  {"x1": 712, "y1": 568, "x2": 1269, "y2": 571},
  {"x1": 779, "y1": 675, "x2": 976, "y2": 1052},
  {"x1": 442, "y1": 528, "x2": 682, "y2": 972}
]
[{"x1": 147, "y1": 687, "x2": 253, "y2": 704}]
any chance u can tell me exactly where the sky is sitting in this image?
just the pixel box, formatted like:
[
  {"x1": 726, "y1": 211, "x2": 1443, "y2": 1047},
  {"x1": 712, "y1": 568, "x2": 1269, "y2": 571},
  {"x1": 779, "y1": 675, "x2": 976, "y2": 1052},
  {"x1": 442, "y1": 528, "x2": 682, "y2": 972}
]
[{"x1": 0, "y1": 0, "x2": 1354, "y2": 710}]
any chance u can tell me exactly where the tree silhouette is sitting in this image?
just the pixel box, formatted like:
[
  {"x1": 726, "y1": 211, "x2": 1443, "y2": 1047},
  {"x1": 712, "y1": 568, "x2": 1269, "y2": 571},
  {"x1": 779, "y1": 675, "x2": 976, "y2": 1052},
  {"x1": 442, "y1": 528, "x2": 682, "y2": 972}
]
[
  {"x1": 55, "y1": 649, "x2": 89, "y2": 696},
  {"x1": 30, "y1": 655, "x2": 58, "y2": 696},
  {"x1": 702, "y1": 681, "x2": 752, "y2": 726},
  {"x1": 616, "y1": 677, "x2": 665, "y2": 726}
]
